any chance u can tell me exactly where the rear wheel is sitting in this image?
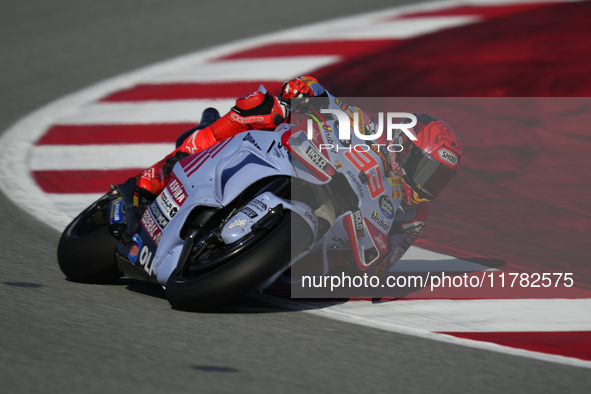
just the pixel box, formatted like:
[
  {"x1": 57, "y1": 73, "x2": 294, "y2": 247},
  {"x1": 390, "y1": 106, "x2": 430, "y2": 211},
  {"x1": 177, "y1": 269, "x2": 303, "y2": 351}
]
[
  {"x1": 165, "y1": 210, "x2": 313, "y2": 311},
  {"x1": 57, "y1": 193, "x2": 122, "y2": 283}
]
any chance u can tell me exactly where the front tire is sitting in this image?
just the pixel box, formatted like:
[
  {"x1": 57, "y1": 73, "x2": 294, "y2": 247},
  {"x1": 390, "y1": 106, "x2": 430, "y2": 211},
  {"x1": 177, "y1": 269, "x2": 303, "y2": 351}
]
[
  {"x1": 165, "y1": 211, "x2": 313, "y2": 311},
  {"x1": 57, "y1": 194, "x2": 122, "y2": 284}
]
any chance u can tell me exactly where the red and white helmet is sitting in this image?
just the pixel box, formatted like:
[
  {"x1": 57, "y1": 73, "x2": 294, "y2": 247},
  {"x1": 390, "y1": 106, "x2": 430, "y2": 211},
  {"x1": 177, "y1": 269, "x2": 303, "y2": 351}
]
[{"x1": 399, "y1": 113, "x2": 463, "y2": 205}]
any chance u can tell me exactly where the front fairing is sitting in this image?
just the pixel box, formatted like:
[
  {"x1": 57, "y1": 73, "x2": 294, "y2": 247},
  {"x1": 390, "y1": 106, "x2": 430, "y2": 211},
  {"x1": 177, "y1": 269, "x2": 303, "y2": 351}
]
[
  {"x1": 119, "y1": 130, "x2": 298, "y2": 285},
  {"x1": 293, "y1": 96, "x2": 404, "y2": 269}
]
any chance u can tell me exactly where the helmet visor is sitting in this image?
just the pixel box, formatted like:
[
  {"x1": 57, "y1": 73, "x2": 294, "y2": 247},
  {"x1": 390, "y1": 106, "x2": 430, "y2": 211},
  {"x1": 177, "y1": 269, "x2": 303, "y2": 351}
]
[{"x1": 402, "y1": 146, "x2": 457, "y2": 200}]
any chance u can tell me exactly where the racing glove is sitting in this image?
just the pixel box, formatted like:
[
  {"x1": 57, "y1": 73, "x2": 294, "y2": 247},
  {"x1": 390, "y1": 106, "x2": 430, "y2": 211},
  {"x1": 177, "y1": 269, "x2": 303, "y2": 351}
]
[{"x1": 281, "y1": 76, "x2": 324, "y2": 100}]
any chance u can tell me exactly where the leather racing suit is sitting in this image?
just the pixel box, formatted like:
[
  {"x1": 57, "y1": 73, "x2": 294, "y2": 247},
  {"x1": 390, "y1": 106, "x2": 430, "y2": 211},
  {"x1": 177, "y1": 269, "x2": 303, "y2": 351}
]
[{"x1": 136, "y1": 90, "x2": 290, "y2": 197}]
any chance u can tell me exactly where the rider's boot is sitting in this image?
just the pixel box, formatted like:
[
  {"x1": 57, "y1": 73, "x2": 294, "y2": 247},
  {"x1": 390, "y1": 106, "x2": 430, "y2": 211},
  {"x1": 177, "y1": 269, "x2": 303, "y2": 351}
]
[
  {"x1": 135, "y1": 108, "x2": 224, "y2": 197},
  {"x1": 175, "y1": 107, "x2": 220, "y2": 148}
]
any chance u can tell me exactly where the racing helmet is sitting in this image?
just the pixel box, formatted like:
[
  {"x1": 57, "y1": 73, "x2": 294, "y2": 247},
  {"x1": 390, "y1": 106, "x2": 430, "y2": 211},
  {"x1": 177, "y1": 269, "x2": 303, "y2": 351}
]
[{"x1": 399, "y1": 113, "x2": 462, "y2": 205}]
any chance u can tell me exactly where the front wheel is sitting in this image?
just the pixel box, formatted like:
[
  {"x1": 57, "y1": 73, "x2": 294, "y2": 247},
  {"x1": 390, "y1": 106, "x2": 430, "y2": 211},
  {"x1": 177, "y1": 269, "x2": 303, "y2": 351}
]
[
  {"x1": 165, "y1": 210, "x2": 313, "y2": 311},
  {"x1": 57, "y1": 193, "x2": 122, "y2": 284}
]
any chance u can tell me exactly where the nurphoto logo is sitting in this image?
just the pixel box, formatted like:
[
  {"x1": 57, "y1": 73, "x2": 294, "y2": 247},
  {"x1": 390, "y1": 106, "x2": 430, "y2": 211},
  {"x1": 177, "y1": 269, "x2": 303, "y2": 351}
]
[{"x1": 306, "y1": 110, "x2": 417, "y2": 153}]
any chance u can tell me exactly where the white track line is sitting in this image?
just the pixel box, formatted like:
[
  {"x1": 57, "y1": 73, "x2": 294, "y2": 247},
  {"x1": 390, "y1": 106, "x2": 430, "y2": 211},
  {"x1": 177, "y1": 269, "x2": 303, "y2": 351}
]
[
  {"x1": 268, "y1": 16, "x2": 479, "y2": 41},
  {"x1": 146, "y1": 57, "x2": 339, "y2": 83},
  {"x1": 255, "y1": 294, "x2": 591, "y2": 369},
  {"x1": 389, "y1": 246, "x2": 494, "y2": 272},
  {"x1": 30, "y1": 144, "x2": 174, "y2": 170},
  {"x1": 305, "y1": 299, "x2": 591, "y2": 332},
  {"x1": 55, "y1": 101, "x2": 234, "y2": 125}
]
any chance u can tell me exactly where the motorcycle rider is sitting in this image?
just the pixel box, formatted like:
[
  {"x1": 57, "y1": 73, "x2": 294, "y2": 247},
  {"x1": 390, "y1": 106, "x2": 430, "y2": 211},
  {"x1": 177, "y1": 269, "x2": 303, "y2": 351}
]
[
  {"x1": 368, "y1": 113, "x2": 462, "y2": 276},
  {"x1": 135, "y1": 76, "x2": 462, "y2": 275}
]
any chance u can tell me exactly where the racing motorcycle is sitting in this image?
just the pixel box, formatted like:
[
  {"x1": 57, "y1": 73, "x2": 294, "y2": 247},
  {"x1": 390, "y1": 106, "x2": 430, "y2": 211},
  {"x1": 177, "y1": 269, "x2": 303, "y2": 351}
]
[{"x1": 57, "y1": 97, "x2": 404, "y2": 311}]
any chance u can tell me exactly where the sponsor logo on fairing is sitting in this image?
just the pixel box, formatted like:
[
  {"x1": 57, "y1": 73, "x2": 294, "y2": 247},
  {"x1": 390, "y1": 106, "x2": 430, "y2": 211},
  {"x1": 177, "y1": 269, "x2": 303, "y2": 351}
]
[
  {"x1": 304, "y1": 211, "x2": 317, "y2": 226},
  {"x1": 110, "y1": 197, "x2": 124, "y2": 224},
  {"x1": 352, "y1": 209, "x2": 364, "y2": 237},
  {"x1": 167, "y1": 178, "x2": 187, "y2": 207},
  {"x1": 305, "y1": 146, "x2": 327, "y2": 168},
  {"x1": 379, "y1": 195, "x2": 394, "y2": 219},
  {"x1": 399, "y1": 236, "x2": 415, "y2": 252},
  {"x1": 265, "y1": 139, "x2": 287, "y2": 157},
  {"x1": 241, "y1": 207, "x2": 258, "y2": 219},
  {"x1": 132, "y1": 193, "x2": 140, "y2": 207},
  {"x1": 140, "y1": 210, "x2": 163, "y2": 245},
  {"x1": 390, "y1": 154, "x2": 400, "y2": 174},
  {"x1": 226, "y1": 219, "x2": 247, "y2": 230},
  {"x1": 388, "y1": 176, "x2": 402, "y2": 186},
  {"x1": 149, "y1": 202, "x2": 169, "y2": 229},
  {"x1": 139, "y1": 245, "x2": 155, "y2": 275},
  {"x1": 323, "y1": 130, "x2": 336, "y2": 151},
  {"x1": 249, "y1": 199, "x2": 267, "y2": 212},
  {"x1": 305, "y1": 145, "x2": 336, "y2": 176},
  {"x1": 374, "y1": 233, "x2": 388, "y2": 252},
  {"x1": 156, "y1": 189, "x2": 179, "y2": 219},
  {"x1": 129, "y1": 245, "x2": 139, "y2": 262},
  {"x1": 371, "y1": 211, "x2": 390, "y2": 231},
  {"x1": 316, "y1": 124, "x2": 337, "y2": 155},
  {"x1": 243, "y1": 132, "x2": 262, "y2": 150},
  {"x1": 438, "y1": 148, "x2": 458, "y2": 166},
  {"x1": 330, "y1": 236, "x2": 350, "y2": 249},
  {"x1": 128, "y1": 233, "x2": 143, "y2": 264},
  {"x1": 390, "y1": 247, "x2": 406, "y2": 265},
  {"x1": 346, "y1": 170, "x2": 364, "y2": 197}
]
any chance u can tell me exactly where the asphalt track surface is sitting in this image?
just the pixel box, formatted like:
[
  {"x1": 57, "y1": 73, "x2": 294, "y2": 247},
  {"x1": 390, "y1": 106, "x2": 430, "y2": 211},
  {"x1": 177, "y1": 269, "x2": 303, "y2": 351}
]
[{"x1": 1, "y1": 1, "x2": 590, "y2": 393}]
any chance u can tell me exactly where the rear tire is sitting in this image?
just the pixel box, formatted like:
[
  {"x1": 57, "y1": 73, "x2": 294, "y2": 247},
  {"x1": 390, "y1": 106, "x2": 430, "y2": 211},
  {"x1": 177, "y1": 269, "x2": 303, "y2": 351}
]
[
  {"x1": 57, "y1": 194, "x2": 122, "y2": 284},
  {"x1": 165, "y1": 211, "x2": 313, "y2": 312}
]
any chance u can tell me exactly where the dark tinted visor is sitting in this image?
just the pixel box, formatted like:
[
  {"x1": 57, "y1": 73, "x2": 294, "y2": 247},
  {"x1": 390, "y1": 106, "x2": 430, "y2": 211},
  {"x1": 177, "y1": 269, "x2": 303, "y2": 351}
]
[{"x1": 402, "y1": 146, "x2": 457, "y2": 199}]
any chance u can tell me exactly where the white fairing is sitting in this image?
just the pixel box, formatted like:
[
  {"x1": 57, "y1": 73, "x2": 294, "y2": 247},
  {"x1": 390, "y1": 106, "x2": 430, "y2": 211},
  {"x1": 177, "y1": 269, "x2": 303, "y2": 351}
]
[
  {"x1": 151, "y1": 129, "x2": 319, "y2": 285},
  {"x1": 143, "y1": 93, "x2": 405, "y2": 287},
  {"x1": 221, "y1": 191, "x2": 317, "y2": 244},
  {"x1": 285, "y1": 93, "x2": 404, "y2": 271}
]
